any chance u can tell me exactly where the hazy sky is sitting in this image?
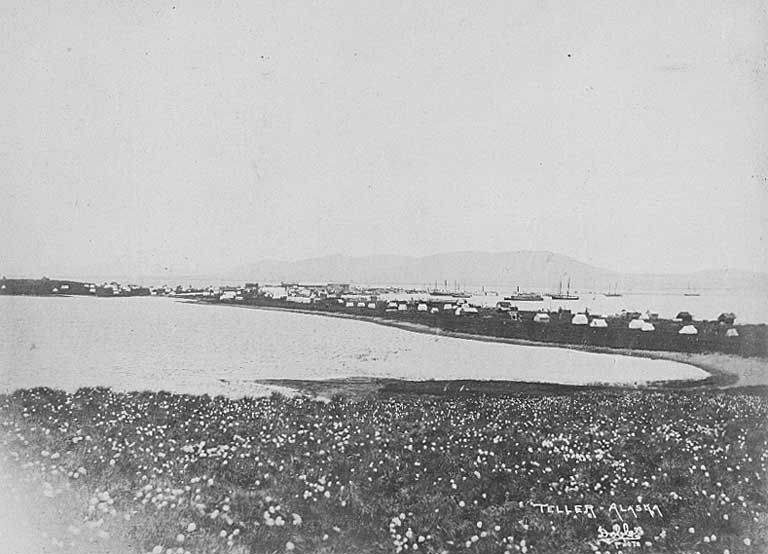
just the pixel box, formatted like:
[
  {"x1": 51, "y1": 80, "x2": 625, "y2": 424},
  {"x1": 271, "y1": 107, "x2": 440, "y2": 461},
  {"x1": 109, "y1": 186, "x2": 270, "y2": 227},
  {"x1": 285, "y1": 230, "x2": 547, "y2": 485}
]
[{"x1": 2, "y1": 1, "x2": 767, "y2": 280}]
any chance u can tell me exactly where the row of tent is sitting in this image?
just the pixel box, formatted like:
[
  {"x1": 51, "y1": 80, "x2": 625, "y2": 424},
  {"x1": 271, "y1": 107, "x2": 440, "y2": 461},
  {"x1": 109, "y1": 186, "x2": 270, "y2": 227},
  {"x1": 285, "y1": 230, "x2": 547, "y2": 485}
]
[
  {"x1": 356, "y1": 300, "x2": 739, "y2": 337},
  {"x1": 544, "y1": 312, "x2": 738, "y2": 336}
]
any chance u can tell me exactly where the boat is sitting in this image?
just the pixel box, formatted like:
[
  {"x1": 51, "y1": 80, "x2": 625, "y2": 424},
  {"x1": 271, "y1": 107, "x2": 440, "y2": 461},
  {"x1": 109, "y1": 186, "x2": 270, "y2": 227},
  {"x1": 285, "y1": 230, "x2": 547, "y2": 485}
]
[
  {"x1": 429, "y1": 290, "x2": 471, "y2": 298},
  {"x1": 604, "y1": 282, "x2": 623, "y2": 297},
  {"x1": 546, "y1": 277, "x2": 579, "y2": 300},
  {"x1": 505, "y1": 287, "x2": 544, "y2": 302},
  {"x1": 683, "y1": 282, "x2": 701, "y2": 297}
]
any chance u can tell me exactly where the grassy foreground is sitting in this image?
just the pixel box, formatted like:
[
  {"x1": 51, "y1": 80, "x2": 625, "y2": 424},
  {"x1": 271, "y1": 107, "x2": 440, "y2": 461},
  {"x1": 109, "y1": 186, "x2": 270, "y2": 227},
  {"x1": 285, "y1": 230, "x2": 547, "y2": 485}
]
[{"x1": 1, "y1": 387, "x2": 767, "y2": 554}]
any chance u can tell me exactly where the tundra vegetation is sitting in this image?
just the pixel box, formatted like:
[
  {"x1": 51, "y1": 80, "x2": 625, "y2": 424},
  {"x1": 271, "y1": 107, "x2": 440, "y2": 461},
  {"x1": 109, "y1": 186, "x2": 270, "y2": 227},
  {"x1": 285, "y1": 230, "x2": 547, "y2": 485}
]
[{"x1": 0, "y1": 387, "x2": 766, "y2": 553}]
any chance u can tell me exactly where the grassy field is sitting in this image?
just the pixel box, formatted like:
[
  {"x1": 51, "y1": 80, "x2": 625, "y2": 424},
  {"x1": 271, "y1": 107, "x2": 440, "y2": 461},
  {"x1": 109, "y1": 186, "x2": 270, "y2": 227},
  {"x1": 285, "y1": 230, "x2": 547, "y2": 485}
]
[{"x1": 1, "y1": 387, "x2": 767, "y2": 553}]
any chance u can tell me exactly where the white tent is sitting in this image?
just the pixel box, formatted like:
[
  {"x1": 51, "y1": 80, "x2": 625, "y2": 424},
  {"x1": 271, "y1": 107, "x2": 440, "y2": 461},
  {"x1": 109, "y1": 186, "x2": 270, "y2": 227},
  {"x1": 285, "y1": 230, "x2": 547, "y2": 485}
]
[
  {"x1": 367, "y1": 303, "x2": 377, "y2": 309},
  {"x1": 589, "y1": 318, "x2": 608, "y2": 328},
  {"x1": 533, "y1": 312, "x2": 550, "y2": 323},
  {"x1": 641, "y1": 322, "x2": 655, "y2": 332},
  {"x1": 345, "y1": 301, "x2": 355, "y2": 307},
  {"x1": 462, "y1": 305, "x2": 479, "y2": 314},
  {"x1": 443, "y1": 303, "x2": 455, "y2": 310},
  {"x1": 397, "y1": 303, "x2": 408, "y2": 311},
  {"x1": 628, "y1": 318, "x2": 645, "y2": 330},
  {"x1": 357, "y1": 302, "x2": 366, "y2": 308},
  {"x1": 220, "y1": 291, "x2": 236, "y2": 301},
  {"x1": 726, "y1": 328, "x2": 739, "y2": 337},
  {"x1": 571, "y1": 313, "x2": 589, "y2": 325},
  {"x1": 417, "y1": 303, "x2": 428, "y2": 311},
  {"x1": 678, "y1": 325, "x2": 698, "y2": 335},
  {"x1": 430, "y1": 307, "x2": 439, "y2": 313}
]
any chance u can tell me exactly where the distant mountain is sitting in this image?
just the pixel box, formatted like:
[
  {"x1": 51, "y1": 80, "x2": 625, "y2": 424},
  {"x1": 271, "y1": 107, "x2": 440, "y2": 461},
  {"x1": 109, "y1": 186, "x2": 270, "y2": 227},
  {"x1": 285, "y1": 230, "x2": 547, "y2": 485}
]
[{"x1": 230, "y1": 251, "x2": 768, "y2": 293}]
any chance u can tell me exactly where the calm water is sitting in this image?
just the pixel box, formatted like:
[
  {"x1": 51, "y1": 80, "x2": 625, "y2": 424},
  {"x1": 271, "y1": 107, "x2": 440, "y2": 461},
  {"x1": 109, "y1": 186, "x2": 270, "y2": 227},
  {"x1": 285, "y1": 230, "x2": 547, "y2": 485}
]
[{"x1": 0, "y1": 296, "x2": 707, "y2": 397}]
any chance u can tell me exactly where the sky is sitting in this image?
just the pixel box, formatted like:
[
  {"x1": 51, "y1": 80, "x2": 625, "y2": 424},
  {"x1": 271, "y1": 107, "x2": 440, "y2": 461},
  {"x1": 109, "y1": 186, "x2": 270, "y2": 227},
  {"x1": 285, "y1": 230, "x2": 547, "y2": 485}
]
[{"x1": 1, "y1": 1, "x2": 767, "y2": 281}]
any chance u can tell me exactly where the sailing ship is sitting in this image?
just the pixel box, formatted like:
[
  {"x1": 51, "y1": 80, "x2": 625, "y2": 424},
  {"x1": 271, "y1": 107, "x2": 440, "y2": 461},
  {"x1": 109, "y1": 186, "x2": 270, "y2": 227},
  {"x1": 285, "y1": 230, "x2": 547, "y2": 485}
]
[
  {"x1": 683, "y1": 282, "x2": 701, "y2": 297},
  {"x1": 604, "y1": 282, "x2": 623, "y2": 297},
  {"x1": 546, "y1": 277, "x2": 579, "y2": 300},
  {"x1": 505, "y1": 286, "x2": 544, "y2": 302}
]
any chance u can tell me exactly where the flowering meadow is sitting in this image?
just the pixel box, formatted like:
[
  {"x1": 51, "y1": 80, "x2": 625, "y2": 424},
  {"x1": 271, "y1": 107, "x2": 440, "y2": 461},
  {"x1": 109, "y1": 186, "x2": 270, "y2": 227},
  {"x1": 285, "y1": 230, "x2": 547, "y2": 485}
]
[{"x1": 0, "y1": 387, "x2": 766, "y2": 554}]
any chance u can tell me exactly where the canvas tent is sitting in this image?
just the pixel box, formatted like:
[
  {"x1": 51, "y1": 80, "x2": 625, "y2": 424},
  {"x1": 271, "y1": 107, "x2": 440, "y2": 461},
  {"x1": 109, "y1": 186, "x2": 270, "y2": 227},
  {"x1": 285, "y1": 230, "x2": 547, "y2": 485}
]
[
  {"x1": 571, "y1": 313, "x2": 589, "y2": 325},
  {"x1": 628, "y1": 318, "x2": 645, "y2": 330}
]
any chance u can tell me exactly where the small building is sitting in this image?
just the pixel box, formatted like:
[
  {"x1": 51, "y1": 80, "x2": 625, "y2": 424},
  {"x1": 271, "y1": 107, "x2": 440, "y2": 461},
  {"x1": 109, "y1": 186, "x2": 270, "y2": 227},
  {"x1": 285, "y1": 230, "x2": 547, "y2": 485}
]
[
  {"x1": 674, "y1": 311, "x2": 694, "y2": 323},
  {"x1": 718, "y1": 312, "x2": 736, "y2": 325},
  {"x1": 641, "y1": 322, "x2": 655, "y2": 332},
  {"x1": 589, "y1": 318, "x2": 608, "y2": 328},
  {"x1": 679, "y1": 325, "x2": 698, "y2": 335}
]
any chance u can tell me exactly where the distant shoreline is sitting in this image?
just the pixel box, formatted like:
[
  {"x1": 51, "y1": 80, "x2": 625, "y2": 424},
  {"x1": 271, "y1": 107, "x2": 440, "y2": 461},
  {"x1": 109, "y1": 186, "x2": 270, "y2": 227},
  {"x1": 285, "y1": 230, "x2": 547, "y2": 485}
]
[{"x1": 191, "y1": 300, "x2": 768, "y2": 389}]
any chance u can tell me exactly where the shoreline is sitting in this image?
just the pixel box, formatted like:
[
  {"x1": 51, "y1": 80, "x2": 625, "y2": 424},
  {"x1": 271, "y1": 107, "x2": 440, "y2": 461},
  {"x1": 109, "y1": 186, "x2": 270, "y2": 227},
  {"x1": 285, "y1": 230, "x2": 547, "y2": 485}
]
[{"x1": 190, "y1": 300, "x2": 768, "y2": 390}]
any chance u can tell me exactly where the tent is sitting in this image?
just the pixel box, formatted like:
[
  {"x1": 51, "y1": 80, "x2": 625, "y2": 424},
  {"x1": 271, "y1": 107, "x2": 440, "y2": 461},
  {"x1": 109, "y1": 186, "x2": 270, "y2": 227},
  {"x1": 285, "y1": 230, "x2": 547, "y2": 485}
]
[
  {"x1": 571, "y1": 313, "x2": 589, "y2": 325},
  {"x1": 417, "y1": 303, "x2": 428, "y2": 311},
  {"x1": 533, "y1": 312, "x2": 550, "y2": 323},
  {"x1": 678, "y1": 325, "x2": 698, "y2": 335},
  {"x1": 641, "y1": 322, "x2": 655, "y2": 332},
  {"x1": 628, "y1": 318, "x2": 645, "y2": 330},
  {"x1": 589, "y1": 318, "x2": 608, "y2": 328},
  {"x1": 367, "y1": 303, "x2": 377, "y2": 309},
  {"x1": 726, "y1": 328, "x2": 739, "y2": 337},
  {"x1": 397, "y1": 303, "x2": 408, "y2": 311}
]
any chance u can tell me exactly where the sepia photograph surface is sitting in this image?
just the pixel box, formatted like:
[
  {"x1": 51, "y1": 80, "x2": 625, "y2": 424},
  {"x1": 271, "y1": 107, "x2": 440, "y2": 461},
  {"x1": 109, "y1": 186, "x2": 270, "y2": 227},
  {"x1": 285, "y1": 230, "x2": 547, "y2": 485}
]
[{"x1": 1, "y1": 2, "x2": 767, "y2": 553}]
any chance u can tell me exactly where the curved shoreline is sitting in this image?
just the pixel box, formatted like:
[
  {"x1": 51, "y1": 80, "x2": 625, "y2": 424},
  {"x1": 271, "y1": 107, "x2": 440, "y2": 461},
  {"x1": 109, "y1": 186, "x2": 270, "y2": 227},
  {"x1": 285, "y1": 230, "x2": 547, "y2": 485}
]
[{"x1": 191, "y1": 300, "x2": 767, "y2": 388}]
